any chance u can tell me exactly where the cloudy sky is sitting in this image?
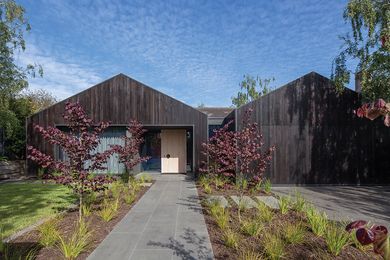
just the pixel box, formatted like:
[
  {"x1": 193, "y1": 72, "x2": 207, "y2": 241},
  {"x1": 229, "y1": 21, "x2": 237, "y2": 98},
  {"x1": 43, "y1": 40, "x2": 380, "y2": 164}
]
[{"x1": 18, "y1": 0, "x2": 351, "y2": 107}]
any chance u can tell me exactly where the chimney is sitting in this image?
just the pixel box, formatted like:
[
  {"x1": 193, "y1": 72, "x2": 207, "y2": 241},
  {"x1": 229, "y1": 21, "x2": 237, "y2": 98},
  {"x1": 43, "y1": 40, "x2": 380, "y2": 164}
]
[{"x1": 355, "y1": 71, "x2": 362, "y2": 93}]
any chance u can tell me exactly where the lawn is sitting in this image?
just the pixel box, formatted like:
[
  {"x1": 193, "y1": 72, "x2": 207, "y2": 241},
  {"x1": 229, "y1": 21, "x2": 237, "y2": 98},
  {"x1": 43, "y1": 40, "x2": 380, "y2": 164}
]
[{"x1": 0, "y1": 181, "x2": 76, "y2": 238}]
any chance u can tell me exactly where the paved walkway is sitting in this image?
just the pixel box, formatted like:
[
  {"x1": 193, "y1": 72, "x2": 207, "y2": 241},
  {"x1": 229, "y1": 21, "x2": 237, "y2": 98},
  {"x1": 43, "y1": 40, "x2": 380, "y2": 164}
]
[
  {"x1": 88, "y1": 174, "x2": 213, "y2": 260},
  {"x1": 273, "y1": 186, "x2": 390, "y2": 227}
]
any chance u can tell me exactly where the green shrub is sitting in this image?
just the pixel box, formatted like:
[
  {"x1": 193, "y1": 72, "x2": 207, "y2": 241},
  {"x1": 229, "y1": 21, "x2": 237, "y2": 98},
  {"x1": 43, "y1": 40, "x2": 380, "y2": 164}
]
[
  {"x1": 208, "y1": 200, "x2": 224, "y2": 218},
  {"x1": 238, "y1": 198, "x2": 250, "y2": 212},
  {"x1": 278, "y1": 196, "x2": 290, "y2": 215},
  {"x1": 81, "y1": 204, "x2": 92, "y2": 217},
  {"x1": 263, "y1": 232, "x2": 285, "y2": 260},
  {"x1": 99, "y1": 201, "x2": 117, "y2": 222},
  {"x1": 241, "y1": 219, "x2": 263, "y2": 237},
  {"x1": 139, "y1": 173, "x2": 152, "y2": 183},
  {"x1": 324, "y1": 224, "x2": 350, "y2": 256},
  {"x1": 57, "y1": 219, "x2": 91, "y2": 260},
  {"x1": 223, "y1": 229, "x2": 238, "y2": 248},
  {"x1": 84, "y1": 192, "x2": 97, "y2": 206},
  {"x1": 214, "y1": 209, "x2": 229, "y2": 230},
  {"x1": 256, "y1": 202, "x2": 274, "y2": 222},
  {"x1": 238, "y1": 250, "x2": 263, "y2": 260},
  {"x1": 283, "y1": 222, "x2": 306, "y2": 244},
  {"x1": 262, "y1": 178, "x2": 272, "y2": 193},
  {"x1": 292, "y1": 191, "x2": 306, "y2": 212},
  {"x1": 124, "y1": 191, "x2": 136, "y2": 204},
  {"x1": 38, "y1": 219, "x2": 60, "y2": 247},
  {"x1": 306, "y1": 206, "x2": 328, "y2": 237},
  {"x1": 198, "y1": 175, "x2": 210, "y2": 187},
  {"x1": 214, "y1": 175, "x2": 226, "y2": 189},
  {"x1": 203, "y1": 183, "x2": 212, "y2": 194},
  {"x1": 110, "y1": 181, "x2": 124, "y2": 200}
]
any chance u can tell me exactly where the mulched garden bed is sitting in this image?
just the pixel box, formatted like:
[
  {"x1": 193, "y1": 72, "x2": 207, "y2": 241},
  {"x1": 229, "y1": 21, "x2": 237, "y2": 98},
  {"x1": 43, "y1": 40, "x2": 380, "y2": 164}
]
[
  {"x1": 197, "y1": 184, "x2": 381, "y2": 260},
  {"x1": 2, "y1": 182, "x2": 153, "y2": 260}
]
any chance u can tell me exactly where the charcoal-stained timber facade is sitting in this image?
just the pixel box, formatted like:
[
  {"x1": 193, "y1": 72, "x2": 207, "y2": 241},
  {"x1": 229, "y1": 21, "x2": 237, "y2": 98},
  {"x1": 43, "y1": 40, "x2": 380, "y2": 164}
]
[
  {"x1": 27, "y1": 74, "x2": 208, "y2": 175},
  {"x1": 236, "y1": 72, "x2": 390, "y2": 184}
]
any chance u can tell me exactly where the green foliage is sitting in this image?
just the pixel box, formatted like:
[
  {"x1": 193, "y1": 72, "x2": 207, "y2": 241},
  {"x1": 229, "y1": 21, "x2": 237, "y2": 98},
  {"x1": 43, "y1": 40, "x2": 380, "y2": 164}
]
[
  {"x1": 256, "y1": 202, "x2": 274, "y2": 222},
  {"x1": 306, "y1": 206, "x2": 329, "y2": 237},
  {"x1": 241, "y1": 219, "x2": 263, "y2": 237},
  {"x1": 223, "y1": 229, "x2": 238, "y2": 248},
  {"x1": 332, "y1": 0, "x2": 390, "y2": 102},
  {"x1": 110, "y1": 181, "x2": 124, "y2": 200},
  {"x1": 57, "y1": 219, "x2": 91, "y2": 260},
  {"x1": 203, "y1": 183, "x2": 212, "y2": 194},
  {"x1": 124, "y1": 191, "x2": 136, "y2": 204},
  {"x1": 235, "y1": 177, "x2": 248, "y2": 191},
  {"x1": 99, "y1": 200, "x2": 117, "y2": 222},
  {"x1": 238, "y1": 250, "x2": 263, "y2": 260},
  {"x1": 84, "y1": 192, "x2": 97, "y2": 207},
  {"x1": 283, "y1": 222, "x2": 306, "y2": 244},
  {"x1": 278, "y1": 196, "x2": 290, "y2": 215},
  {"x1": 263, "y1": 232, "x2": 285, "y2": 260},
  {"x1": 129, "y1": 177, "x2": 141, "y2": 192},
  {"x1": 292, "y1": 191, "x2": 306, "y2": 212},
  {"x1": 232, "y1": 74, "x2": 275, "y2": 107},
  {"x1": 214, "y1": 208, "x2": 229, "y2": 230},
  {"x1": 262, "y1": 178, "x2": 272, "y2": 194},
  {"x1": 324, "y1": 223, "x2": 350, "y2": 256},
  {"x1": 138, "y1": 173, "x2": 152, "y2": 183},
  {"x1": 213, "y1": 175, "x2": 226, "y2": 189},
  {"x1": 0, "y1": 0, "x2": 44, "y2": 158},
  {"x1": 38, "y1": 219, "x2": 59, "y2": 247},
  {"x1": 81, "y1": 204, "x2": 92, "y2": 217}
]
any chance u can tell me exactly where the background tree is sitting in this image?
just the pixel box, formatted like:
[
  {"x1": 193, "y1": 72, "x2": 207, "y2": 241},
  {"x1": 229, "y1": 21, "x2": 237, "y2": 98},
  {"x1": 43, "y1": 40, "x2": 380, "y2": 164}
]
[
  {"x1": 0, "y1": 0, "x2": 42, "y2": 157},
  {"x1": 22, "y1": 89, "x2": 57, "y2": 113},
  {"x1": 110, "y1": 120, "x2": 150, "y2": 182},
  {"x1": 231, "y1": 74, "x2": 275, "y2": 107},
  {"x1": 332, "y1": 0, "x2": 390, "y2": 102},
  {"x1": 28, "y1": 102, "x2": 115, "y2": 220}
]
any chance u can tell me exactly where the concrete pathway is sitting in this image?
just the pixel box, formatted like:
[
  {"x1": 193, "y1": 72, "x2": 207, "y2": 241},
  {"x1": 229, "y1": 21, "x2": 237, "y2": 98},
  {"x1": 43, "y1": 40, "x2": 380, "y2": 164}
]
[
  {"x1": 273, "y1": 186, "x2": 390, "y2": 227},
  {"x1": 88, "y1": 174, "x2": 213, "y2": 260}
]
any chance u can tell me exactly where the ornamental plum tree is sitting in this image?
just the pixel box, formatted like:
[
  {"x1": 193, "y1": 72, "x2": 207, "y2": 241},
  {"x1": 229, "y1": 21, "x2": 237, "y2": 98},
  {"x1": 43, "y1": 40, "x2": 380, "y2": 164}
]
[
  {"x1": 27, "y1": 101, "x2": 115, "y2": 220},
  {"x1": 200, "y1": 109, "x2": 274, "y2": 186},
  {"x1": 110, "y1": 120, "x2": 150, "y2": 181}
]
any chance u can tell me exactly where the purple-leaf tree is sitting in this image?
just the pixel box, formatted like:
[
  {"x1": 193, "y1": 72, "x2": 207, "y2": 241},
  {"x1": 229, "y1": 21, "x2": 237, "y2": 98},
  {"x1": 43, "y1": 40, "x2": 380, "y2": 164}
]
[
  {"x1": 200, "y1": 109, "x2": 274, "y2": 186},
  {"x1": 28, "y1": 101, "x2": 115, "y2": 220},
  {"x1": 237, "y1": 108, "x2": 275, "y2": 185},
  {"x1": 110, "y1": 120, "x2": 150, "y2": 179},
  {"x1": 355, "y1": 98, "x2": 390, "y2": 127},
  {"x1": 200, "y1": 120, "x2": 237, "y2": 183}
]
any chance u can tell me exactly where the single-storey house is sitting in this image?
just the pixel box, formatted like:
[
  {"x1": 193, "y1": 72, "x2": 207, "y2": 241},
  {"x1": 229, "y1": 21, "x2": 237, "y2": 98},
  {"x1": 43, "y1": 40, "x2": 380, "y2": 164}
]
[{"x1": 27, "y1": 72, "x2": 390, "y2": 184}]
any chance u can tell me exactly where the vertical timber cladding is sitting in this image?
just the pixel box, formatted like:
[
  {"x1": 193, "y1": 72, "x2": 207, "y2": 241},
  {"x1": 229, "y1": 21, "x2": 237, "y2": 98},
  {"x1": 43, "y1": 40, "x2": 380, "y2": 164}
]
[
  {"x1": 26, "y1": 74, "x2": 208, "y2": 175},
  {"x1": 236, "y1": 72, "x2": 390, "y2": 185}
]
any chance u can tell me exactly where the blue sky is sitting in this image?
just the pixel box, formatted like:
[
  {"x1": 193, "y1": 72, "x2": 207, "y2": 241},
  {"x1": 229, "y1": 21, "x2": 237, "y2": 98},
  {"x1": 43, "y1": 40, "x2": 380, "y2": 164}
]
[{"x1": 18, "y1": 0, "x2": 351, "y2": 107}]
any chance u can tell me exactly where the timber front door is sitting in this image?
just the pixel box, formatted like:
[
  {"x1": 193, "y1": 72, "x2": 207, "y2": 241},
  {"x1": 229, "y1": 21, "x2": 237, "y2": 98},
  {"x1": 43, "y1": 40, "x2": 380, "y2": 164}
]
[{"x1": 161, "y1": 129, "x2": 187, "y2": 173}]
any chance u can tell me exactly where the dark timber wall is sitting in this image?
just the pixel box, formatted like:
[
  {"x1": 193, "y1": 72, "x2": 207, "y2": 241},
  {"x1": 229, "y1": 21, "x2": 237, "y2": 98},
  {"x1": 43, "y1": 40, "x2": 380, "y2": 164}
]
[
  {"x1": 27, "y1": 74, "x2": 208, "y2": 174},
  {"x1": 236, "y1": 72, "x2": 390, "y2": 185}
]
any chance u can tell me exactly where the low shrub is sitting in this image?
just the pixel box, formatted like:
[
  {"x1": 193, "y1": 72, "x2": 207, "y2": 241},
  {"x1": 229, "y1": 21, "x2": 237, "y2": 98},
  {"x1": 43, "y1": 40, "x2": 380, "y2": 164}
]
[
  {"x1": 99, "y1": 201, "x2": 117, "y2": 222},
  {"x1": 256, "y1": 202, "x2": 274, "y2": 222},
  {"x1": 57, "y1": 219, "x2": 91, "y2": 260},
  {"x1": 84, "y1": 192, "x2": 97, "y2": 206},
  {"x1": 283, "y1": 222, "x2": 306, "y2": 244},
  {"x1": 324, "y1": 223, "x2": 350, "y2": 256},
  {"x1": 263, "y1": 232, "x2": 285, "y2": 260},
  {"x1": 278, "y1": 196, "x2": 290, "y2": 215},
  {"x1": 214, "y1": 209, "x2": 229, "y2": 230},
  {"x1": 241, "y1": 219, "x2": 263, "y2": 237},
  {"x1": 203, "y1": 183, "x2": 212, "y2": 194},
  {"x1": 214, "y1": 175, "x2": 227, "y2": 189},
  {"x1": 306, "y1": 206, "x2": 328, "y2": 237},
  {"x1": 124, "y1": 191, "x2": 136, "y2": 204},
  {"x1": 139, "y1": 173, "x2": 152, "y2": 183},
  {"x1": 110, "y1": 181, "x2": 124, "y2": 200},
  {"x1": 238, "y1": 250, "x2": 263, "y2": 260},
  {"x1": 262, "y1": 178, "x2": 272, "y2": 193},
  {"x1": 292, "y1": 191, "x2": 306, "y2": 212},
  {"x1": 38, "y1": 219, "x2": 60, "y2": 247},
  {"x1": 81, "y1": 204, "x2": 92, "y2": 217},
  {"x1": 223, "y1": 229, "x2": 238, "y2": 248}
]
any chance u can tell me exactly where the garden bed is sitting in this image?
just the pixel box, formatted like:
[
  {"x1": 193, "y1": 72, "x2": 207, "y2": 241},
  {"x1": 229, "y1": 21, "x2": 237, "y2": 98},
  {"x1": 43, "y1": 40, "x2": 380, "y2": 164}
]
[
  {"x1": 1, "y1": 180, "x2": 153, "y2": 260},
  {"x1": 197, "y1": 184, "x2": 381, "y2": 260}
]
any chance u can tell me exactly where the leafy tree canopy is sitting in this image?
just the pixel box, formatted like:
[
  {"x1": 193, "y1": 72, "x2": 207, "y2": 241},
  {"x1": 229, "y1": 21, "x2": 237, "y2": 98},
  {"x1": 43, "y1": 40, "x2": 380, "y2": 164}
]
[
  {"x1": 332, "y1": 0, "x2": 390, "y2": 102},
  {"x1": 0, "y1": 0, "x2": 42, "y2": 138},
  {"x1": 231, "y1": 74, "x2": 275, "y2": 107}
]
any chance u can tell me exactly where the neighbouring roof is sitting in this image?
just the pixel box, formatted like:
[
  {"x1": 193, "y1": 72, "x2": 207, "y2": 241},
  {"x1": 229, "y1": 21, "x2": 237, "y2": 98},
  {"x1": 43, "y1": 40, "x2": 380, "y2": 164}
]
[{"x1": 197, "y1": 107, "x2": 234, "y2": 118}]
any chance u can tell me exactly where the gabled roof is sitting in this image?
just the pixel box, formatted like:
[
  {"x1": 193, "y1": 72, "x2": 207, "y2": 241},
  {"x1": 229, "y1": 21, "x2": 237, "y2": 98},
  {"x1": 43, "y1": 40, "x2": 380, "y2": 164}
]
[{"x1": 197, "y1": 107, "x2": 234, "y2": 118}]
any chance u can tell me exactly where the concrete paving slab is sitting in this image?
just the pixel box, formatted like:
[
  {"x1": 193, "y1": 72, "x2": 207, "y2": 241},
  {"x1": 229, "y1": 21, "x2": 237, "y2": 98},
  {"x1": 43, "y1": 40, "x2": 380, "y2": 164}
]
[
  {"x1": 88, "y1": 174, "x2": 213, "y2": 260},
  {"x1": 230, "y1": 195, "x2": 257, "y2": 209},
  {"x1": 205, "y1": 195, "x2": 229, "y2": 208},
  {"x1": 272, "y1": 186, "x2": 390, "y2": 227},
  {"x1": 255, "y1": 196, "x2": 279, "y2": 209}
]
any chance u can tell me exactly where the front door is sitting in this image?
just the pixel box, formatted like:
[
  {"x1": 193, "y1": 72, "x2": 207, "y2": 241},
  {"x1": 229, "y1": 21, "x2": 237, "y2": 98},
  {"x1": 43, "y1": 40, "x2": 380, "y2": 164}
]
[{"x1": 161, "y1": 129, "x2": 186, "y2": 173}]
